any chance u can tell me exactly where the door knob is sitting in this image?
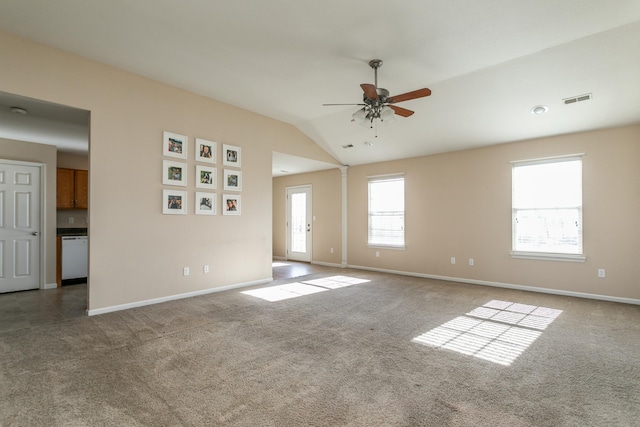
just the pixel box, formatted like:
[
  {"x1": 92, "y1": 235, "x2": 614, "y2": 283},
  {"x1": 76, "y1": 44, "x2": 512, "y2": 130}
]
[{"x1": 32, "y1": 231, "x2": 39, "y2": 236}]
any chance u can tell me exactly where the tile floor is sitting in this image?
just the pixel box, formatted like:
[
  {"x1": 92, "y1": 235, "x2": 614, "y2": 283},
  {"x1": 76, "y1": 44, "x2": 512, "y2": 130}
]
[
  {"x1": 0, "y1": 261, "x2": 326, "y2": 334},
  {"x1": 0, "y1": 283, "x2": 87, "y2": 334}
]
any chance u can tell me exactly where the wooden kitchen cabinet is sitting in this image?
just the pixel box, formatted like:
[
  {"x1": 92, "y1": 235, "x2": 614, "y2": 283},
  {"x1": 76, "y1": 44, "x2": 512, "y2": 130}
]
[
  {"x1": 74, "y1": 170, "x2": 88, "y2": 208},
  {"x1": 57, "y1": 168, "x2": 88, "y2": 209}
]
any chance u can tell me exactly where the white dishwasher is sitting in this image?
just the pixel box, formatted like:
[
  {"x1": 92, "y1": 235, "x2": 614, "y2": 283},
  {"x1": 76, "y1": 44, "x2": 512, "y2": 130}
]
[{"x1": 62, "y1": 236, "x2": 88, "y2": 280}]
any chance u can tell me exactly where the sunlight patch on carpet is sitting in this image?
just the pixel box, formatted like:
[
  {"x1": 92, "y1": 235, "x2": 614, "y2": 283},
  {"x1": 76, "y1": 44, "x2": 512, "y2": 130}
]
[
  {"x1": 412, "y1": 300, "x2": 562, "y2": 366},
  {"x1": 272, "y1": 262, "x2": 290, "y2": 267},
  {"x1": 302, "y1": 276, "x2": 370, "y2": 289},
  {"x1": 242, "y1": 282, "x2": 327, "y2": 302},
  {"x1": 242, "y1": 275, "x2": 371, "y2": 302}
]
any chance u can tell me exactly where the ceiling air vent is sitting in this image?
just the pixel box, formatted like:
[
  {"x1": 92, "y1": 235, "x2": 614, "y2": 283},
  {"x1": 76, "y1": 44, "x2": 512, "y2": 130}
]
[
  {"x1": 342, "y1": 144, "x2": 354, "y2": 149},
  {"x1": 563, "y1": 93, "x2": 592, "y2": 105}
]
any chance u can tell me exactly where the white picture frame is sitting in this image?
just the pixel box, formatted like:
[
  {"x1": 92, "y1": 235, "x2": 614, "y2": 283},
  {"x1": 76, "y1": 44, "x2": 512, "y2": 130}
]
[
  {"x1": 195, "y1": 192, "x2": 216, "y2": 215},
  {"x1": 163, "y1": 190, "x2": 187, "y2": 215},
  {"x1": 222, "y1": 194, "x2": 241, "y2": 216},
  {"x1": 195, "y1": 138, "x2": 216, "y2": 164},
  {"x1": 162, "y1": 160, "x2": 187, "y2": 187},
  {"x1": 163, "y1": 131, "x2": 188, "y2": 159},
  {"x1": 222, "y1": 144, "x2": 241, "y2": 168},
  {"x1": 223, "y1": 169, "x2": 242, "y2": 192},
  {"x1": 195, "y1": 165, "x2": 217, "y2": 189}
]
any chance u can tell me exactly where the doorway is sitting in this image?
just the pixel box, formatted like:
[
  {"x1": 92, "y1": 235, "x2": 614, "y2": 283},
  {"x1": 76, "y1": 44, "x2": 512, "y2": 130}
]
[
  {"x1": 0, "y1": 90, "x2": 90, "y2": 321},
  {"x1": 286, "y1": 185, "x2": 312, "y2": 262},
  {"x1": 0, "y1": 161, "x2": 42, "y2": 293}
]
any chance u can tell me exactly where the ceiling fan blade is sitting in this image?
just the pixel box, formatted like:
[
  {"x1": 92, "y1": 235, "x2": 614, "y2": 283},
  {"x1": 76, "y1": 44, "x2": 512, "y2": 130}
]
[
  {"x1": 389, "y1": 105, "x2": 414, "y2": 117},
  {"x1": 322, "y1": 103, "x2": 366, "y2": 106},
  {"x1": 387, "y1": 88, "x2": 431, "y2": 104},
  {"x1": 360, "y1": 83, "x2": 379, "y2": 100}
]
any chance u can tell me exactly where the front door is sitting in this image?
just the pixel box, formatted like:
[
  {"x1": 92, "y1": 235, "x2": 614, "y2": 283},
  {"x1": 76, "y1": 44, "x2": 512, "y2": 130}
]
[
  {"x1": 286, "y1": 185, "x2": 312, "y2": 262},
  {"x1": 0, "y1": 161, "x2": 41, "y2": 293}
]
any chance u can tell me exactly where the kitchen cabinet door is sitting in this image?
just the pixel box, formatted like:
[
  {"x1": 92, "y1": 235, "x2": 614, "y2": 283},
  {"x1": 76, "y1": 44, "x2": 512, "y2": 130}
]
[
  {"x1": 74, "y1": 170, "x2": 88, "y2": 209},
  {"x1": 57, "y1": 168, "x2": 88, "y2": 209},
  {"x1": 56, "y1": 168, "x2": 75, "y2": 209}
]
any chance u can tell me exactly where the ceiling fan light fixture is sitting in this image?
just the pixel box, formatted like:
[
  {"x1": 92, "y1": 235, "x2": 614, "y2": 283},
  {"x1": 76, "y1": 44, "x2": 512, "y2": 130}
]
[
  {"x1": 352, "y1": 108, "x2": 366, "y2": 121},
  {"x1": 380, "y1": 105, "x2": 394, "y2": 121}
]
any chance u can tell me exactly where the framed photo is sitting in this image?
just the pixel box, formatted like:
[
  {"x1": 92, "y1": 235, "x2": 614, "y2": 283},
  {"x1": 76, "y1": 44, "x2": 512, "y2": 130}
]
[
  {"x1": 222, "y1": 144, "x2": 241, "y2": 168},
  {"x1": 163, "y1": 131, "x2": 188, "y2": 159},
  {"x1": 222, "y1": 194, "x2": 241, "y2": 216},
  {"x1": 163, "y1": 160, "x2": 187, "y2": 187},
  {"x1": 196, "y1": 165, "x2": 217, "y2": 189},
  {"x1": 163, "y1": 190, "x2": 187, "y2": 215},
  {"x1": 195, "y1": 138, "x2": 216, "y2": 164},
  {"x1": 195, "y1": 192, "x2": 216, "y2": 215},
  {"x1": 223, "y1": 169, "x2": 242, "y2": 191}
]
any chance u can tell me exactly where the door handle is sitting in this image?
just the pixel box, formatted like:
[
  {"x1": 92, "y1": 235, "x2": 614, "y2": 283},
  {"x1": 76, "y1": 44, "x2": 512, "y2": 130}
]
[{"x1": 32, "y1": 231, "x2": 40, "y2": 236}]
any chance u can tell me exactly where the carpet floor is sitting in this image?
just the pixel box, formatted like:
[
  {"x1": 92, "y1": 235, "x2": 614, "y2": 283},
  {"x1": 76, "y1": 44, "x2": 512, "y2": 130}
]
[{"x1": 1, "y1": 263, "x2": 639, "y2": 426}]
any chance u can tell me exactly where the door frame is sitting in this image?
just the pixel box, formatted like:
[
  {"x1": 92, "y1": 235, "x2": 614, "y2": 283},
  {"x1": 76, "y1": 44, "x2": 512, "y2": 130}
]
[
  {"x1": 285, "y1": 184, "x2": 312, "y2": 262},
  {"x1": 0, "y1": 159, "x2": 46, "y2": 290}
]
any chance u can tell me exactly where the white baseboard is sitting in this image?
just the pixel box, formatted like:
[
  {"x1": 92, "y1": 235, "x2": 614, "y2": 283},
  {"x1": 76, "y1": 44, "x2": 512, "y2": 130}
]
[
  {"x1": 272, "y1": 256, "x2": 286, "y2": 261},
  {"x1": 43, "y1": 283, "x2": 58, "y2": 290},
  {"x1": 347, "y1": 264, "x2": 640, "y2": 306},
  {"x1": 311, "y1": 261, "x2": 344, "y2": 268},
  {"x1": 87, "y1": 277, "x2": 273, "y2": 316}
]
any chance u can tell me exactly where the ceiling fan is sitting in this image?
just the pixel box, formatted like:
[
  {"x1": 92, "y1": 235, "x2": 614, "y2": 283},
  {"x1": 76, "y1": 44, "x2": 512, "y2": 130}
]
[{"x1": 323, "y1": 59, "x2": 432, "y2": 135}]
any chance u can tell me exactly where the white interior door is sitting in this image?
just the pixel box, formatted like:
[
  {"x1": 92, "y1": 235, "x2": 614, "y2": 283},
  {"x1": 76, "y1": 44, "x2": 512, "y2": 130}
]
[
  {"x1": 0, "y1": 161, "x2": 41, "y2": 293},
  {"x1": 286, "y1": 185, "x2": 312, "y2": 262}
]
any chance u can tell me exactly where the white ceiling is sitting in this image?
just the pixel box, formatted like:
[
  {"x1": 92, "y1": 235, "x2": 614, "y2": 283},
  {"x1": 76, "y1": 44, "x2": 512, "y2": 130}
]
[{"x1": 1, "y1": 1, "x2": 639, "y2": 170}]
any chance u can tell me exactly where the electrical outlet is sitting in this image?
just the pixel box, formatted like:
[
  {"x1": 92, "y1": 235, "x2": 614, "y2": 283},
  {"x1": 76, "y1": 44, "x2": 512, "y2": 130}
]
[
  {"x1": 598, "y1": 268, "x2": 605, "y2": 278},
  {"x1": 469, "y1": 258, "x2": 474, "y2": 266},
  {"x1": 330, "y1": 248, "x2": 334, "y2": 253},
  {"x1": 203, "y1": 265, "x2": 209, "y2": 273},
  {"x1": 68, "y1": 217, "x2": 74, "y2": 224},
  {"x1": 183, "y1": 267, "x2": 190, "y2": 276},
  {"x1": 451, "y1": 257, "x2": 456, "y2": 265},
  {"x1": 376, "y1": 251, "x2": 380, "y2": 258}
]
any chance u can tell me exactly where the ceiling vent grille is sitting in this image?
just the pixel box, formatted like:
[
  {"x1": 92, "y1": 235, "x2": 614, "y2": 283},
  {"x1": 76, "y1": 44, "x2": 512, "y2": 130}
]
[
  {"x1": 563, "y1": 93, "x2": 592, "y2": 105},
  {"x1": 342, "y1": 144, "x2": 354, "y2": 149}
]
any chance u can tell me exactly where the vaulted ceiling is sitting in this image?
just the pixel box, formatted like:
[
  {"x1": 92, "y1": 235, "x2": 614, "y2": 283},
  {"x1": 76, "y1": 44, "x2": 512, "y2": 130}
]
[{"x1": 1, "y1": 1, "x2": 639, "y2": 170}]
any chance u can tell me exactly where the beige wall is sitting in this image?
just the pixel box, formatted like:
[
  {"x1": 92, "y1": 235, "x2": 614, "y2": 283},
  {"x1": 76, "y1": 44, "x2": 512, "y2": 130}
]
[
  {"x1": 273, "y1": 168, "x2": 342, "y2": 264},
  {"x1": 347, "y1": 125, "x2": 640, "y2": 300},
  {"x1": 0, "y1": 138, "x2": 57, "y2": 286},
  {"x1": 0, "y1": 30, "x2": 338, "y2": 311},
  {"x1": 57, "y1": 152, "x2": 88, "y2": 170}
]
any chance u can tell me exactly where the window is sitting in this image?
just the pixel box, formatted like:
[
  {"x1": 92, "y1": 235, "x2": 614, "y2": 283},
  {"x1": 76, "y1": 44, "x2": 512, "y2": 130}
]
[
  {"x1": 512, "y1": 157, "x2": 583, "y2": 260},
  {"x1": 368, "y1": 176, "x2": 405, "y2": 248}
]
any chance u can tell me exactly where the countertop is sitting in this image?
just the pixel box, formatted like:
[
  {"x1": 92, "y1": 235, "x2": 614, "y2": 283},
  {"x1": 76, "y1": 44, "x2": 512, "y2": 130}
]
[{"x1": 57, "y1": 228, "x2": 88, "y2": 236}]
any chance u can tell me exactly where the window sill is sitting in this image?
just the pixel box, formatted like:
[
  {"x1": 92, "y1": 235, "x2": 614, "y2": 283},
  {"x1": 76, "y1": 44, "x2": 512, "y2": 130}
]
[
  {"x1": 368, "y1": 244, "x2": 406, "y2": 251},
  {"x1": 510, "y1": 251, "x2": 586, "y2": 263}
]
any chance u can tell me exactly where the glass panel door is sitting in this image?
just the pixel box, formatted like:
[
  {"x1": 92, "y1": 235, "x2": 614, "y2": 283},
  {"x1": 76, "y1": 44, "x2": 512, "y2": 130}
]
[{"x1": 286, "y1": 186, "x2": 312, "y2": 262}]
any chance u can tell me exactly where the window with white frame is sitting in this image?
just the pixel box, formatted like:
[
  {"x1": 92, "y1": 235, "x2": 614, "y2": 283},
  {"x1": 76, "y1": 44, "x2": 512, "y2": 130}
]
[
  {"x1": 368, "y1": 176, "x2": 405, "y2": 248},
  {"x1": 512, "y1": 156, "x2": 583, "y2": 259}
]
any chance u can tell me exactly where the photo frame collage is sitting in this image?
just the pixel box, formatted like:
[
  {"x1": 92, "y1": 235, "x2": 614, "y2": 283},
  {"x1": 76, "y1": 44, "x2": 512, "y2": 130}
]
[{"x1": 162, "y1": 131, "x2": 243, "y2": 216}]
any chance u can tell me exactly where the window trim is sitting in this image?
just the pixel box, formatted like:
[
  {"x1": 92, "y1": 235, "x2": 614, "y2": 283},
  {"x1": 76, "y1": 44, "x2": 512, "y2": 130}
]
[
  {"x1": 511, "y1": 154, "x2": 585, "y2": 262},
  {"x1": 510, "y1": 251, "x2": 586, "y2": 262},
  {"x1": 367, "y1": 174, "x2": 405, "y2": 249}
]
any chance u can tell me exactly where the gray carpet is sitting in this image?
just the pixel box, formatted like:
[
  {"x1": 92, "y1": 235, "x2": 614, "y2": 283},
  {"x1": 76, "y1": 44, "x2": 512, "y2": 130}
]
[{"x1": 1, "y1": 265, "x2": 639, "y2": 426}]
